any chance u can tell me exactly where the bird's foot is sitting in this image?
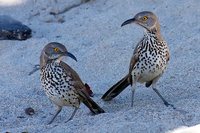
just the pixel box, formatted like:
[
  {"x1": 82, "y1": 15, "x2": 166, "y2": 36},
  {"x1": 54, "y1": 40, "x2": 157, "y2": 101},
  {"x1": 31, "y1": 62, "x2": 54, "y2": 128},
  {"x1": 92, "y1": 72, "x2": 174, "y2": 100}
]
[
  {"x1": 164, "y1": 101, "x2": 176, "y2": 109},
  {"x1": 65, "y1": 118, "x2": 73, "y2": 123}
]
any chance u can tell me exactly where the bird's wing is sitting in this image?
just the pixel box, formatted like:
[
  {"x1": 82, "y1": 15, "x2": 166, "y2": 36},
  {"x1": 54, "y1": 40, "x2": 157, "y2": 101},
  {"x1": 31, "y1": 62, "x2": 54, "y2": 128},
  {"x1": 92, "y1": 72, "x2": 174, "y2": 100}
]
[
  {"x1": 128, "y1": 42, "x2": 140, "y2": 85},
  {"x1": 60, "y1": 61, "x2": 105, "y2": 114},
  {"x1": 60, "y1": 61, "x2": 85, "y2": 90}
]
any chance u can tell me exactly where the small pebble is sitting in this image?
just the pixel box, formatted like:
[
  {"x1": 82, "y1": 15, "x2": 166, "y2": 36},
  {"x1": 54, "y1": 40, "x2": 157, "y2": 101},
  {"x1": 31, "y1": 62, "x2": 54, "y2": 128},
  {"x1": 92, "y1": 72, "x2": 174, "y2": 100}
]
[{"x1": 25, "y1": 107, "x2": 35, "y2": 116}]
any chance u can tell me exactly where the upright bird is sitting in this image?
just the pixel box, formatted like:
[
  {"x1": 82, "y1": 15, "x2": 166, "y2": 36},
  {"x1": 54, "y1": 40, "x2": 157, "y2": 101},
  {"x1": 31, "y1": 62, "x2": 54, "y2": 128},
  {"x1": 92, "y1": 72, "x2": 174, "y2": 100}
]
[
  {"x1": 40, "y1": 42, "x2": 105, "y2": 124},
  {"x1": 102, "y1": 11, "x2": 174, "y2": 108}
]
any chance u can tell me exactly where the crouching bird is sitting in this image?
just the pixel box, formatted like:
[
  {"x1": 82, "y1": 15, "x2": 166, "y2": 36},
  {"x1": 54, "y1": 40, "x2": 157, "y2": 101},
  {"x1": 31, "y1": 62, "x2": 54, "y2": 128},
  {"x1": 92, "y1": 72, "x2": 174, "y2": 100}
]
[
  {"x1": 40, "y1": 42, "x2": 105, "y2": 124},
  {"x1": 102, "y1": 11, "x2": 175, "y2": 109}
]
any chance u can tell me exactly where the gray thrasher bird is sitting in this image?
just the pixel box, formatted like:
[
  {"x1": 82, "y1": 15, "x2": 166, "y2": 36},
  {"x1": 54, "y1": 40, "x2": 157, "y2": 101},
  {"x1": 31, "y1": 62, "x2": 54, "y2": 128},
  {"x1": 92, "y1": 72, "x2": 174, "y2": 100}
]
[
  {"x1": 102, "y1": 11, "x2": 175, "y2": 109},
  {"x1": 40, "y1": 42, "x2": 104, "y2": 124}
]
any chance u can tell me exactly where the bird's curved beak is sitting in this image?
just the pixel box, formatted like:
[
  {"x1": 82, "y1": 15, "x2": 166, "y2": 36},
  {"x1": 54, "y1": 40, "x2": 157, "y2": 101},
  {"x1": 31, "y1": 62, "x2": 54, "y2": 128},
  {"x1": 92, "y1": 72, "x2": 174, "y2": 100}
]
[
  {"x1": 121, "y1": 18, "x2": 135, "y2": 27},
  {"x1": 64, "y1": 51, "x2": 77, "y2": 62}
]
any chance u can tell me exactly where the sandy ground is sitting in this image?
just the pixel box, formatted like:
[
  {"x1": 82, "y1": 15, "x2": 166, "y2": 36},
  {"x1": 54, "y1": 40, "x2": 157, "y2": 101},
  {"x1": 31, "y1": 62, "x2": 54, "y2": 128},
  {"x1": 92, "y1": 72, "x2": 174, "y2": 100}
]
[{"x1": 0, "y1": 0, "x2": 200, "y2": 132}]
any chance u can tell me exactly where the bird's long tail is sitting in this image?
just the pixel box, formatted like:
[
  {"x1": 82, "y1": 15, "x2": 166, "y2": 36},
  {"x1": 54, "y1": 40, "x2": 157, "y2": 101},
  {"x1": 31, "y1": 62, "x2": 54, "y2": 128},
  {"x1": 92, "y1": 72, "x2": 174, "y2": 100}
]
[
  {"x1": 79, "y1": 90, "x2": 105, "y2": 114},
  {"x1": 101, "y1": 74, "x2": 131, "y2": 101}
]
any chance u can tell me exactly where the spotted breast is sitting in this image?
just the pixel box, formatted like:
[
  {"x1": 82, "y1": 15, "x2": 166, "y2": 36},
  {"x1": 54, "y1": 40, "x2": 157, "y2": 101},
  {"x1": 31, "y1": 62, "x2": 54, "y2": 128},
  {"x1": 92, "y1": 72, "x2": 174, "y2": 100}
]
[
  {"x1": 40, "y1": 62, "x2": 80, "y2": 108},
  {"x1": 132, "y1": 31, "x2": 169, "y2": 83}
]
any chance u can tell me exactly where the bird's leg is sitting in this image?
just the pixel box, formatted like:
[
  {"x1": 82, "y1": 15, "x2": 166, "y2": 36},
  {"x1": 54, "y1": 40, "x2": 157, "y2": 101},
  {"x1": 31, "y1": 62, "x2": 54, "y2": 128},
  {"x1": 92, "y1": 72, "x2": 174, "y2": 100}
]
[
  {"x1": 131, "y1": 83, "x2": 136, "y2": 107},
  {"x1": 152, "y1": 86, "x2": 176, "y2": 109},
  {"x1": 65, "y1": 107, "x2": 78, "y2": 123},
  {"x1": 48, "y1": 106, "x2": 62, "y2": 124}
]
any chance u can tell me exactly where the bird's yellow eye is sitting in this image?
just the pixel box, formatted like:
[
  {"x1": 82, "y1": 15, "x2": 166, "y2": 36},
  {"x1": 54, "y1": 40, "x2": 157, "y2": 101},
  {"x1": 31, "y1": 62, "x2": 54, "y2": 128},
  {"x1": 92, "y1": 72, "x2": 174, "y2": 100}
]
[
  {"x1": 142, "y1": 16, "x2": 148, "y2": 21},
  {"x1": 54, "y1": 47, "x2": 59, "y2": 52}
]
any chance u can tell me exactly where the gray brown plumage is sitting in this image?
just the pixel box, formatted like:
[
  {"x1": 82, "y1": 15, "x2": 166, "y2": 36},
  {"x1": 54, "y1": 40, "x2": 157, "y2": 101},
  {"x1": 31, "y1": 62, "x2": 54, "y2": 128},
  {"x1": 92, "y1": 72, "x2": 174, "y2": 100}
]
[
  {"x1": 40, "y1": 42, "x2": 104, "y2": 124},
  {"x1": 102, "y1": 11, "x2": 175, "y2": 109}
]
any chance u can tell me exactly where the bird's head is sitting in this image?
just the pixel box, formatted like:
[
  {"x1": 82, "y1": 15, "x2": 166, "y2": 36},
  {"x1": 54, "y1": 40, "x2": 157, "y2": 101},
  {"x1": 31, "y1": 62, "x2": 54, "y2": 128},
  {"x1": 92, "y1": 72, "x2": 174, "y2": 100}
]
[
  {"x1": 121, "y1": 11, "x2": 159, "y2": 32},
  {"x1": 40, "y1": 42, "x2": 77, "y2": 68}
]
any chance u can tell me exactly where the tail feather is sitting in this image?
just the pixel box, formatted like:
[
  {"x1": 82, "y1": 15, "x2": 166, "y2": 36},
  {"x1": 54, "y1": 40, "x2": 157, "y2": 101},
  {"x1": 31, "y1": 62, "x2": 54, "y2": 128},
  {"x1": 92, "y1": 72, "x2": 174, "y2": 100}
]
[
  {"x1": 82, "y1": 97, "x2": 105, "y2": 114},
  {"x1": 78, "y1": 90, "x2": 105, "y2": 114},
  {"x1": 101, "y1": 75, "x2": 130, "y2": 101}
]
